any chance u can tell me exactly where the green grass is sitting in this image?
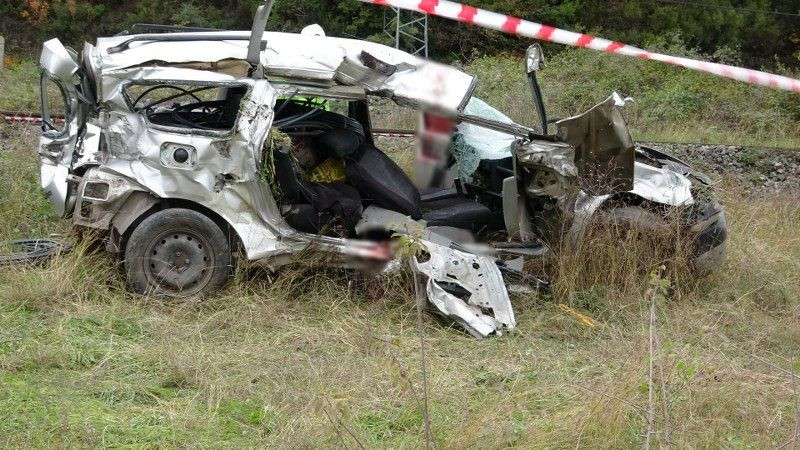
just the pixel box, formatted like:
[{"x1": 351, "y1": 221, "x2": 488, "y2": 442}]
[
  {"x1": 0, "y1": 59, "x2": 42, "y2": 112},
  {"x1": 464, "y1": 47, "x2": 800, "y2": 148},
  {"x1": 2, "y1": 49, "x2": 800, "y2": 446},
  {"x1": 2, "y1": 121, "x2": 800, "y2": 447}
]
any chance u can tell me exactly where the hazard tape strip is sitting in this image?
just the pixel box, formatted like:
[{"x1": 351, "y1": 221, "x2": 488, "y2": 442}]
[
  {"x1": 1, "y1": 111, "x2": 65, "y2": 125},
  {"x1": 360, "y1": 0, "x2": 800, "y2": 93}
]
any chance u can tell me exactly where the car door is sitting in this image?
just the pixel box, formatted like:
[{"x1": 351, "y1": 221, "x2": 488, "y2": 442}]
[
  {"x1": 39, "y1": 38, "x2": 85, "y2": 217},
  {"x1": 556, "y1": 94, "x2": 635, "y2": 195},
  {"x1": 109, "y1": 73, "x2": 276, "y2": 203}
]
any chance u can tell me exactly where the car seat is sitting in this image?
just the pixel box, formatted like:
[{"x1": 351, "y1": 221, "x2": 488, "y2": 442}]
[
  {"x1": 272, "y1": 143, "x2": 362, "y2": 235},
  {"x1": 342, "y1": 137, "x2": 492, "y2": 233}
]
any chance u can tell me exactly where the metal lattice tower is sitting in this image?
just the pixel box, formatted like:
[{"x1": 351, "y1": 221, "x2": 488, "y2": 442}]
[{"x1": 383, "y1": 7, "x2": 428, "y2": 57}]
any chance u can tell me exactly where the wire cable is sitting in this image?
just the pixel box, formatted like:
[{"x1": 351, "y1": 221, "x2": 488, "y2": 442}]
[{"x1": 0, "y1": 239, "x2": 71, "y2": 266}]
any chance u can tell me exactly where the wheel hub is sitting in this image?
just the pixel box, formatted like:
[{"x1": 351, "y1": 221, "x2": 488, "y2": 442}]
[{"x1": 146, "y1": 230, "x2": 213, "y2": 293}]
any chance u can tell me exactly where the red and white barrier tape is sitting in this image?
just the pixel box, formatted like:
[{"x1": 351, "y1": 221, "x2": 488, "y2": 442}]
[
  {"x1": 1, "y1": 111, "x2": 65, "y2": 125},
  {"x1": 361, "y1": 0, "x2": 800, "y2": 93}
]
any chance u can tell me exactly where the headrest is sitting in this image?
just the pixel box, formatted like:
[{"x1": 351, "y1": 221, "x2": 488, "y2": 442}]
[{"x1": 316, "y1": 127, "x2": 363, "y2": 159}]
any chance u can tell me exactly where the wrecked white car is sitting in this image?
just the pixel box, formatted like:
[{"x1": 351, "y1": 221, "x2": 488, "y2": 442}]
[{"x1": 37, "y1": 6, "x2": 726, "y2": 338}]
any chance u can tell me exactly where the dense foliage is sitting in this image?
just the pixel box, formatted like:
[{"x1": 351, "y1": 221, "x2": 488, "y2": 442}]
[{"x1": 1, "y1": 0, "x2": 798, "y2": 69}]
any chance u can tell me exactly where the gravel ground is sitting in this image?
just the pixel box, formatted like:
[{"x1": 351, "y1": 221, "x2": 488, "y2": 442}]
[{"x1": 640, "y1": 141, "x2": 800, "y2": 194}]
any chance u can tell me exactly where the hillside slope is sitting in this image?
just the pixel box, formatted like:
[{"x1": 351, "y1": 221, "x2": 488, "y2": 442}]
[{"x1": 1, "y1": 46, "x2": 799, "y2": 446}]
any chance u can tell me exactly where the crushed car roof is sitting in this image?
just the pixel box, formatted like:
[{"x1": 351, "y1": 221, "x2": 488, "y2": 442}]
[{"x1": 90, "y1": 31, "x2": 477, "y2": 114}]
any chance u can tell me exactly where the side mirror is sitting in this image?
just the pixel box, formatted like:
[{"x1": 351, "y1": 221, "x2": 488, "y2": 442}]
[{"x1": 525, "y1": 44, "x2": 545, "y2": 74}]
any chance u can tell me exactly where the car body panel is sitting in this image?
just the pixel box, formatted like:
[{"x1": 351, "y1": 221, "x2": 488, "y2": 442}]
[
  {"x1": 39, "y1": 38, "x2": 82, "y2": 217},
  {"x1": 556, "y1": 93, "x2": 636, "y2": 195},
  {"x1": 35, "y1": 29, "x2": 727, "y2": 338},
  {"x1": 88, "y1": 31, "x2": 476, "y2": 115}
]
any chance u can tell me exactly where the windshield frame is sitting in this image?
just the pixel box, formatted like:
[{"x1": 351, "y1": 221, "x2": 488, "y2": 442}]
[{"x1": 39, "y1": 71, "x2": 71, "y2": 137}]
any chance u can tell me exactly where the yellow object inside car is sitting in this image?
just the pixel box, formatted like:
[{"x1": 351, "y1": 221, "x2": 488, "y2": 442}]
[{"x1": 306, "y1": 157, "x2": 347, "y2": 183}]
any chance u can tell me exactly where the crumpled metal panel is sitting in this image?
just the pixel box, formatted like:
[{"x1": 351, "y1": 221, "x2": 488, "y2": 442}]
[
  {"x1": 515, "y1": 140, "x2": 578, "y2": 177},
  {"x1": 94, "y1": 33, "x2": 249, "y2": 73},
  {"x1": 39, "y1": 38, "x2": 82, "y2": 217},
  {"x1": 100, "y1": 72, "x2": 268, "y2": 197},
  {"x1": 569, "y1": 190, "x2": 612, "y2": 243},
  {"x1": 41, "y1": 38, "x2": 80, "y2": 80},
  {"x1": 261, "y1": 33, "x2": 419, "y2": 81},
  {"x1": 92, "y1": 31, "x2": 476, "y2": 114},
  {"x1": 514, "y1": 140, "x2": 577, "y2": 210},
  {"x1": 39, "y1": 162, "x2": 72, "y2": 217},
  {"x1": 72, "y1": 167, "x2": 149, "y2": 229},
  {"x1": 355, "y1": 209, "x2": 516, "y2": 338},
  {"x1": 94, "y1": 66, "x2": 292, "y2": 260},
  {"x1": 524, "y1": 169, "x2": 573, "y2": 207},
  {"x1": 412, "y1": 240, "x2": 515, "y2": 338},
  {"x1": 556, "y1": 93, "x2": 635, "y2": 194},
  {"x1": 94, "y1": 31, "x2": 426, "y2": 82},
  {"x1": 515, "y1": 93, "x2": 693, "y2": 243},
  {"x1": 631, "y1": 162, "x2": 694, "y2": 207},
  {"x1": 73, "y1": 123, "x2": 105, "y2": 170},
  {"x1": 569, "y1": 161, "x2": 694, "y2": 242}
]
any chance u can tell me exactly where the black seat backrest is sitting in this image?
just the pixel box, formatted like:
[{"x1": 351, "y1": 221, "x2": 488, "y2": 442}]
[
  {"x1": 317, "y1": 128, "x2": 362, "y2": 159},
  {"x1": 345, "y1": 143, "x2": 422, "y2": 219},
  {"x1": 220, "y1": 86, "x2": 247, "y2": 128}
]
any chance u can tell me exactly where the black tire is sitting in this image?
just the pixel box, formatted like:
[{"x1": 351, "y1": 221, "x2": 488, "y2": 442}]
[
  {"x1": 603, "y1": 206, "x2": 666, "y2": 232},
  {"x1": 602, "y1": 205, "x2": 723, "y2": 275},
  {"x1": 124, "y1": 208, "x2": 232, "y2": 297}
]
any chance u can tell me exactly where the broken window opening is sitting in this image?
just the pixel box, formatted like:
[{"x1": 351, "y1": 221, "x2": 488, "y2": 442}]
[
  {"x1": 123, "y1": 83, "x2": 249, "y2": 132},
  {"x1": 40, "y1": 73, "x2": 68, "y2": 134}
]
